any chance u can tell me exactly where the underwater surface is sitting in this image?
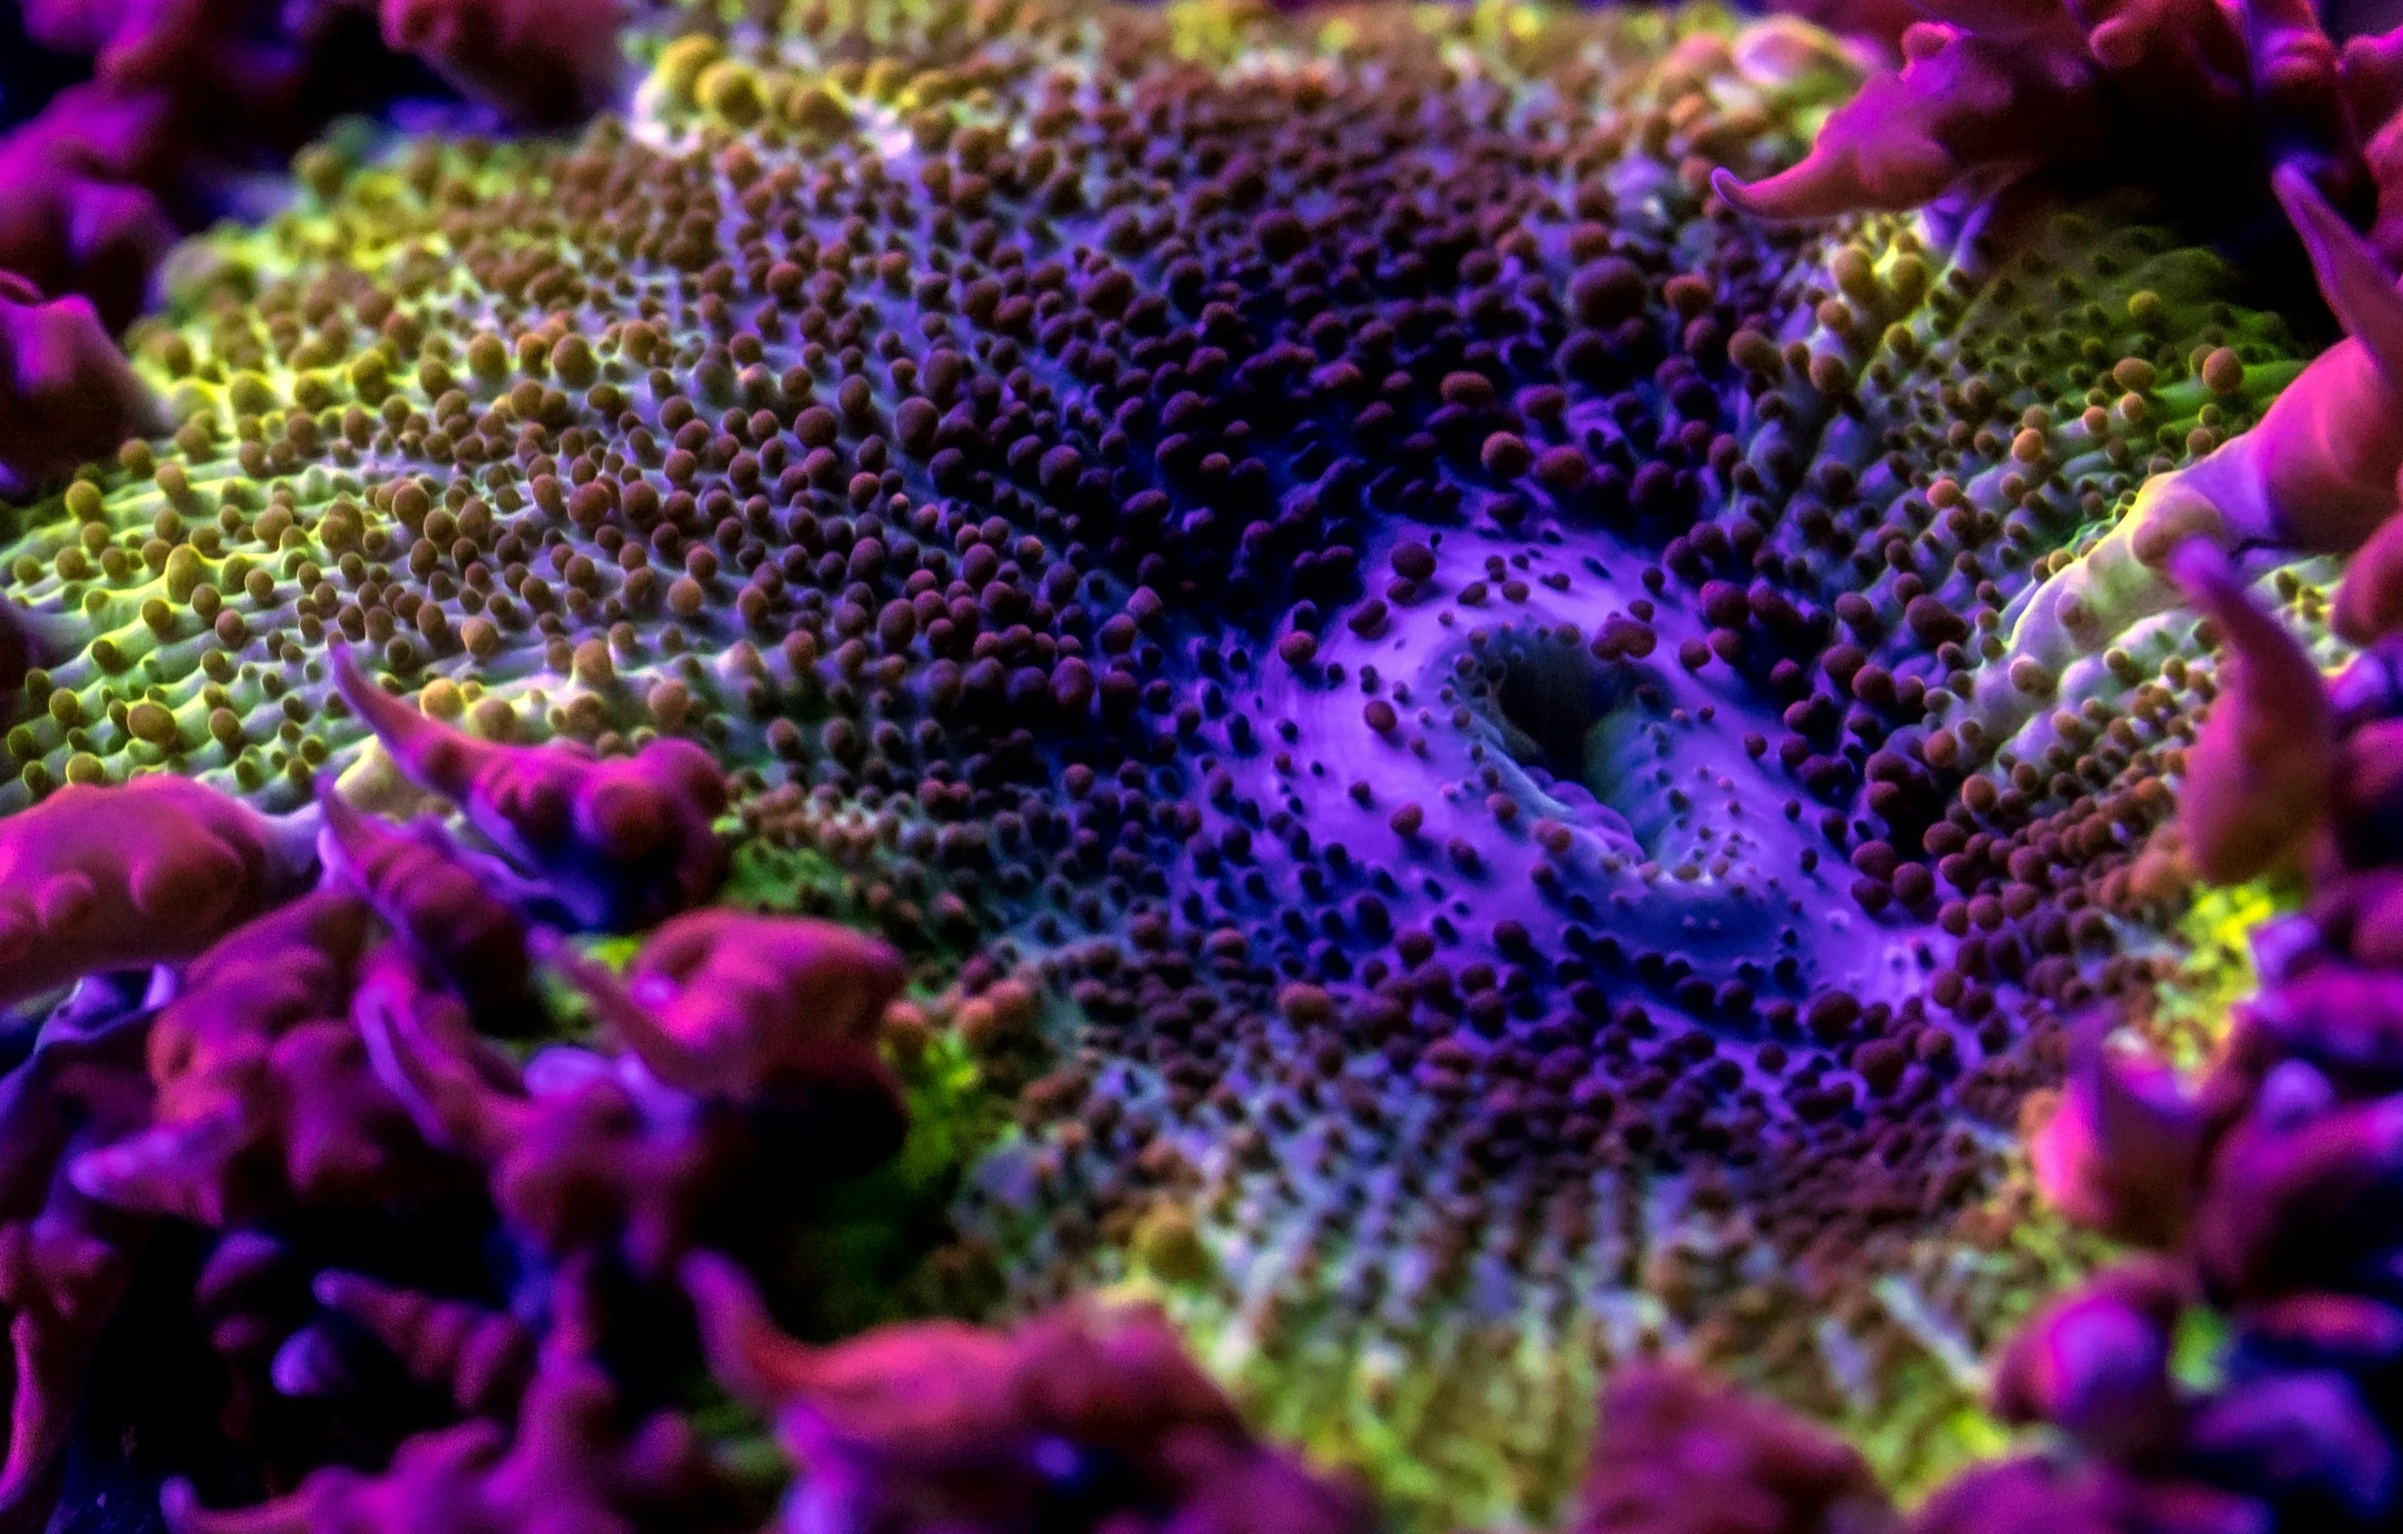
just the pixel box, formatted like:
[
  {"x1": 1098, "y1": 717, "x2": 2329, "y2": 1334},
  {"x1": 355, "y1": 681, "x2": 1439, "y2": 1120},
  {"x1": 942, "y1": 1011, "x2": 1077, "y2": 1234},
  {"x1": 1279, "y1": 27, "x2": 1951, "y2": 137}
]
[{"x1": 4, "y1": 0, "x2": 2403, "y2": 1530}]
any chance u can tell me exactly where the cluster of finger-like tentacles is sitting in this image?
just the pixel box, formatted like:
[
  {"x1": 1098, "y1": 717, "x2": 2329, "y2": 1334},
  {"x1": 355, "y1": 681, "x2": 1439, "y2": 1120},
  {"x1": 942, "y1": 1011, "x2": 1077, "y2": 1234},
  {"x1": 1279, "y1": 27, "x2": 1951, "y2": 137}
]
[{"x1": 9, "y1": 0, "x2": 2403, "y2": 1530}]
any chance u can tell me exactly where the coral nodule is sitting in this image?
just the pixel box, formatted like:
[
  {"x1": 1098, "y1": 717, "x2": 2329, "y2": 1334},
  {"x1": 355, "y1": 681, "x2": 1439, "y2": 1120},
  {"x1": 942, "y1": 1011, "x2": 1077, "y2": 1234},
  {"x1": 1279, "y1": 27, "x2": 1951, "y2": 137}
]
[{"x1": 9, "y1": 0, "x2": 2403, "y2": 1531}]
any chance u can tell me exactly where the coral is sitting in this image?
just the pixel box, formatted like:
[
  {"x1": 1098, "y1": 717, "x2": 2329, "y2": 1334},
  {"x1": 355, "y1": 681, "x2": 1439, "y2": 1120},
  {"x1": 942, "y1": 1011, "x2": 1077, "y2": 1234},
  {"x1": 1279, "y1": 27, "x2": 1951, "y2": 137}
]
[
  {"x1": 0, "y1": 987, "x2": 157, "y2": 1530},
  {"x1": 0, "y1": 0, "x2": 2384, "y2": 1528},
  {"x1": 318, "y1": 778, "x2": 533, "y2": 1018},
  {"x1": 330, "y1": 641, "x2": 729, "y2": 931},
  {"x1": 2332, "y1": 501, "x2": 2403, "y2": 644},
  {"x1": 1712, "y1": 18, "x2": 2115, "y2": 221},
  {"x1": 0, "y1": 89, "x2": 178, "y2": 328},
  {"x1": 372, "y1": 0, "x2": 630, "y2": 125},
  {"x1": 0, "y1": 273, "x2": 161, "y2": 500},
  {"x1": 0, "y1": 773, "x2": 306, "y2": 1011},
  {"x1": 161, "y1": 1328, "x2": 747, "y2": 1534},
  {"x1": 22, "y1": 0, "x2": 310, "y2": 113},
  {"x1": 683, "y1": 1250, "x2": 1376, "y2": 1534},
  {"x1": 361, "y1": 966, "x2": 771, "y2": 1276},
  {"x1": 309, "y1": 1269, "x2": 535, "y2": 1417},
  {"x1": 2175, "y1": 166, "x2": 2403, "y2": 558},
  {"x1": 1907, "y1": 587, "x2": 2403, "y2": 1534},
  {"x1": 133, "y1": 890, "x2": 372, "y2": 1119},
  {"x1": 1573, "y1": 1362, "x2": 1891, "y2": 1534},
  {"x1": 2025, "y1": 1021, "x2": 2203, "y2": 1247},
  {"x1": 545, "y1": 909, "x2": 905, "y2": 1097},
  {"x1": 1985, "y1": 1257, "x2": 2186, "y2": 1466},
  {"x1": 2165, "y1": 539, "x2": 2332, "y2": 886},
  {"x1": 1936, "y1": 164, "x2": 2395, "y2": 762},
  {"x1": 1906, "y1": 1455, "x2": 2266, "y2": 1534},
  {"x1": 71, "y1": 891, "x2": 457, "y2": 1223},
  {"x1": 1713, "y1": 0, "x2": 2367, "y2": 232}
]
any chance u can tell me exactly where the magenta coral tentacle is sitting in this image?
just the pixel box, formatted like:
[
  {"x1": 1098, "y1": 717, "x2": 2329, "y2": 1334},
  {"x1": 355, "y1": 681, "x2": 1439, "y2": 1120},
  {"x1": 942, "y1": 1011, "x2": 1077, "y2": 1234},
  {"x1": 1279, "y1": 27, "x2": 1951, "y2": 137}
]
[
  {"x1": 2337, "y1": 469, "x2": 2403, "y2": 644},
  {"x1": 375, "y1": 0, "x2": 628, "y2": 125},
  {"x1": 160, "y1": 1476, "x2": 323, "y2": 1534},
  {"x1": 2276, "y1": 163, "x2": 2403, "y2": 388},
  {"x1": 312, "y1": 1271, "x2": 533, "y2": 1416},
  {"x1": 539, "y1": 931, "x2": 715, "y2": 1089},
  {"x1": 2343, "y1": 26, "x2": 2403, "y2": 128},
  {"x1": 2244, "y1": 0, "x2": 2357, "y2": 177},
  {"x1": 0, "y1": 285, "x2": 162, "y2": 501},
  {"x1": 315, "y1": 774, "x2": 530, "y2": 1012},
  {"x1": 679, "y1": 1251, "x2": 821, "y2": 1411},
  {"x1": 352, "y1": 952, "x2": 523, "y2": 1162},
  {"x1": 2169, "y1": 538, "x2": 2335, "y2": 884},
  {"x1": 0, "y1": 777, "x2": 295, "y2": 1011},
  {"x1": 327, "y1": 643, "x2": 497, "y2": 807},
  {"x1": 2029, "y1": 1014, "x2": 2205, "y2": 1245},
  {"x1": 67, "y1": 1112, "x2": 246, "y2": 1223}
]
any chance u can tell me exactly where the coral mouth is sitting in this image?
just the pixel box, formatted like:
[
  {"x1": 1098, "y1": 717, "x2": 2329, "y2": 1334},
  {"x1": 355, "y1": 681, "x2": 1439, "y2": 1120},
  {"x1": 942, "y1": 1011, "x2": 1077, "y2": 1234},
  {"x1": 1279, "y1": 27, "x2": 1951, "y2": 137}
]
[{"x1": 1476, "y1": 626, "x2": 1649, "y2": 843}]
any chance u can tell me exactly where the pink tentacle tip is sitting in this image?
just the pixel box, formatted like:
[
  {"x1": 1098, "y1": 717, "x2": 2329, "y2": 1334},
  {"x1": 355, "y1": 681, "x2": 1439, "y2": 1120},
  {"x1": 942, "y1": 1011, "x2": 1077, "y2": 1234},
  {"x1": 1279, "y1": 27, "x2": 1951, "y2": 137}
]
[
  {"x1": 2028, "y1": 1024, "x2": 2205, "y2": 1246},
  {"x1": 318, "y1": 778, "x2": 531, "y2": 1014},
  {"x1": 329, "y1": 641, "x2": 728, "y2": 931}
]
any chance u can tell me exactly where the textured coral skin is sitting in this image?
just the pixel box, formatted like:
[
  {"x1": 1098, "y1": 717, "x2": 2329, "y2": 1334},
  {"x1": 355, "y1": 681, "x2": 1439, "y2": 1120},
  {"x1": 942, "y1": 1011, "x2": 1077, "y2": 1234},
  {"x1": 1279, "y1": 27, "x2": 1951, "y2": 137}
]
[
  {"x1": 330, "y1": 641, "x2": 729, "y2": 931},
  {"x1": 0, "y1": 774, "x2": 301, "y2": 1010},
  {"x1": 1932, "y1": 165, "x2": 2403, "y2": 767},
  {"x1": 2180, "y1": 166, "x2": 2403, "y2": 558}
]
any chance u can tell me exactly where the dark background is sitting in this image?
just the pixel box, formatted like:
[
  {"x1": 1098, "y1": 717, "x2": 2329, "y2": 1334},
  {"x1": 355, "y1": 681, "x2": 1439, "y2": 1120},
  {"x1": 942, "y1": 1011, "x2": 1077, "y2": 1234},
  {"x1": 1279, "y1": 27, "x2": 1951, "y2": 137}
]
[{"x1": 0, "y1": 3, "x2": 87, "y2": 130}]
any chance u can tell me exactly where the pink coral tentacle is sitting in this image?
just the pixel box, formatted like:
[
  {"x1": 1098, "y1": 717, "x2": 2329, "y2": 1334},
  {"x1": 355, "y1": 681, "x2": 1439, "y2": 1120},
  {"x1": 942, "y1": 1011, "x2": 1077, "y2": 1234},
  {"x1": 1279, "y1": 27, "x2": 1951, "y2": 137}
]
[
  {"x1": 352, "y1": 951, "x2": 527, "y2": 1162},
  {"x1": 2169, "y1": 538, "x2": 2335, "y2": 884},
  {"x1": 316, "y1": 775, "x2": 530, "y2": 1012},
  {"x1": 2337, "y1": 469, "x2": 2403, "y2": 644},
  {"x1": 2276, "y1": 163, "x2": 2403, "y2": 388},
  {"x1": 535, "y1": 930, "x2": 717, "y2": 1092},
  {"x1": 0, "y1": 777, "x2": 301, "y2": 1011},
  {"x1": 327, "y1": 643, "x2": 503, "y2": 808},
  {"x1": 679, "y1": 1251, "x2": 826, "y2": 1411}
]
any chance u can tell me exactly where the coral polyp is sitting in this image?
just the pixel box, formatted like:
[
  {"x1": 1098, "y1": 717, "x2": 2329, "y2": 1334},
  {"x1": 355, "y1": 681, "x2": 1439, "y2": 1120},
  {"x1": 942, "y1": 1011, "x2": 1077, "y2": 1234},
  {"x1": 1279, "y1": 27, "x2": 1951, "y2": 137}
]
[{"x1": 7, "y1": 0, "x2": 2403, "y2": 1530}]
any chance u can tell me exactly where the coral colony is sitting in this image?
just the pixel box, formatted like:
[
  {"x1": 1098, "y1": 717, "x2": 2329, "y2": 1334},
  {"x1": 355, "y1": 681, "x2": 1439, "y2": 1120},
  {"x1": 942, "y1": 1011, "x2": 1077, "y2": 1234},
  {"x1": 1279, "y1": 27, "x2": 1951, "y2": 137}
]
[{"x1": 16, "y1": 0, "x2": 2403, "y2": 1530}]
